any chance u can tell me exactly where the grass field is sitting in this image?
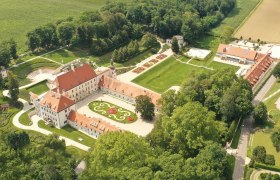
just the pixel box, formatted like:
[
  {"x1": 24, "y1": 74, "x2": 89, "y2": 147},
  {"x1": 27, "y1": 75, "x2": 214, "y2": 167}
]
[
  {"x1": 249, "y1": 82, "x2": 280, "y2": 167},
  {"x1": 10, "y1": 58, "x2": 60, "y2": 86},
  {"x1": 18, "y1": 109, "x2": 34, "y2": 126},
  {"x1": 0, "y1": 0, "x2": 131, "y2": 52},
  {"x1": 212, "y1": 0, "x2": 261, "y2": 35},
  {"x1": 234, "y1": 0, "x2": 280, "y2": 43},
  {"x1": 19, "y1": 80, "x2": 49, "y2": 100},
  {"x1": 38, "y1": 120, "x2": 95, "y2": 147},
  {"x1": 132, "y1": 57, "x2": 208, "y2": 93}
]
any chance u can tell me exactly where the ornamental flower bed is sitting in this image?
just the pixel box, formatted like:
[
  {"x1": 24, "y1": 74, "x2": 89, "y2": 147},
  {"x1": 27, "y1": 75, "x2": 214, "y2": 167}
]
[
  {"x1": 108, "y1": 108, "x2": 118, "y2": 114},
  {"x1": 156, "y1": 54, "x2": 167, "y2": 60},
  {"x1": 150, "y1": 59, "x2": 158, "y2": 63},
  {"x1": 127, "y1": 116, "x2": 134, "y2": 121},
  {"x1": 143, "y1": 62, "x2": 152, "y2": 68},
  {"x1": 132, "y1": 67, "x2": 145, "y2": 74}
]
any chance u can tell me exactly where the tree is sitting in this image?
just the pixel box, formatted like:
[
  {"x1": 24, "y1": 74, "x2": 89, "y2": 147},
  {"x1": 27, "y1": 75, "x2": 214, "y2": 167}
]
[
  {"x1": 158, "y1": 90, "x2": 178, "y2": 117},
  {"x1": 253, "y1": 102, "x2": 268, "y2": 125},
  {"x1": 6, "y1": 39, "x2": 17, "y2": 59},
  {"x1": 265, "y1": 154, "x2": 275, "y2": 165},
  {"x1": 171, "y1": 37, "x2": 179, "y2": 54},
  {"x1": 7, "y1": 71, "x2": 19, "y2": 104},
  {"x1": 27, "y1": 31, "x2": 40, "y2": 51},
  {"x1": 272, "y1": 63, "x2": 280, "y2": 78},
  {"x1": 271, "y1": 130, "x2": 280, "y2": 151},
  {"x1": 44, "y1": 134, "x2": 66, "y2": 151},
  {"x1": 0, "y1": 44, "x2": 11, "y2": 67},
  {"x1": 135, "y1": 95, "x2": 155, "y2": 120},
  {"x1": 220, "y1": 26, "x2": 234, "y2": 43},
  {"x1": 111, "y1": 49, "x2": 119, "y2": 63},
  {"x1": 42, "y1": 164, "x2": 63, "y2": 180},
  {"x1": 185, "y1": 143, "x2": 230, "y2": 180},
  {"x1": 7, "y1": 131, "x2": 30, "y2": 152},
  {"x1": 57, "y1": 22, "x2": 75, "y2": 45},
  {"x1": 161, "y1": 102, "x2": 226, "y2": 157},
  {"x1": 252, "y1": 146, "x2": 266, "y2": 163},
  {"x1": 141, "y1": 33, "x2": 158, "y2": 48},
  {"x1": 85, "y1": 132, "x2": 153, "y2": 179}
]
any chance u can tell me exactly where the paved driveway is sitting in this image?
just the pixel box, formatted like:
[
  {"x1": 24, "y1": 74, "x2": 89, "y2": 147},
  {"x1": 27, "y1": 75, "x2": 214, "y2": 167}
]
[{"x1": 76, "y1": 93, "x2": 155, "y2": 136}]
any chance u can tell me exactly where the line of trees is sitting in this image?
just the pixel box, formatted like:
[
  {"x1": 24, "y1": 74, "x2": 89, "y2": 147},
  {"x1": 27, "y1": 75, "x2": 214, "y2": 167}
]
[{"x1": 111, "y1": 40, "x2": 140, "y2": 63}]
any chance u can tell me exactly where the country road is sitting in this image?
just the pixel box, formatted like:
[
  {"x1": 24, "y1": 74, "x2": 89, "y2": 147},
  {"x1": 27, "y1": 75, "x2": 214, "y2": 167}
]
[{"x1": 233, "y1": 74, "x2": 275, "y2": 179}]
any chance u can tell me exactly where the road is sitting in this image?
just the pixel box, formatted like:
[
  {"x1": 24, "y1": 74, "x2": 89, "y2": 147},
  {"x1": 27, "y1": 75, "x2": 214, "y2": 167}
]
[
  {"x1": 254, "y1": 75, "x2": 276, "y2": 104},
  {"x1": 233, "y1": 75, "x2": 275, "y2": 180},
  {"x1": 250, "y1": 169, "x2": 280, "y2": 180}
]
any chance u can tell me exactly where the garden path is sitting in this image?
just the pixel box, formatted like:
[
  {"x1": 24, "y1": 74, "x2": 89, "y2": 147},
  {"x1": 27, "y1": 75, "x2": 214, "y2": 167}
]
[{"x1": 3, "y1": 90, "x2": 90, "y2": 151}]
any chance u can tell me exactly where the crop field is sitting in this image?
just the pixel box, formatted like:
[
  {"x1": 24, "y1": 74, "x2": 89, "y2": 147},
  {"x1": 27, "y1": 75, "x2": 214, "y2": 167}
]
[
  {"x1": 212, "y1": 0, "x2": 261, "y2": 35},
  {"x1": 0, "y1": 0, "x2": 130, "y2": 52},
  {"x1": 234, "y1": 0, "x2": 280, "y2": 43}
]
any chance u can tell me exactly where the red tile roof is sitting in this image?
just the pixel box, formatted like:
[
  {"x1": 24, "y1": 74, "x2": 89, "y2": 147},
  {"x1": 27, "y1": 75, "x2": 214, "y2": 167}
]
[
  {"x1": 40, "y1": 91, "x2": 75, "y2": 112},
  {"x1": 99, "y1": 76, "x2": 161, "y2": 105},
  {"x1": 217, "y1": 44, "x2": 257, "y2": 61},
  {"x1": 68, "y1": 110, "x2": 120, "y2": 134},
  {"x1": 29, "y1": 92, "x2": 38, "y2": 100},
  {"x1": 244, "y1": 54, "x2": 274, "y2": 86},
  {"x1": 55, "y1": 64, "x2": 97, "y2": 93}
]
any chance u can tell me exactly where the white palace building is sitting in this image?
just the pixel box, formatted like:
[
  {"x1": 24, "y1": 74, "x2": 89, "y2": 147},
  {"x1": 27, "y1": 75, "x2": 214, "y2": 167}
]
[{"x1": 30, "y1": 63, "x2": 161, "y2": 138}]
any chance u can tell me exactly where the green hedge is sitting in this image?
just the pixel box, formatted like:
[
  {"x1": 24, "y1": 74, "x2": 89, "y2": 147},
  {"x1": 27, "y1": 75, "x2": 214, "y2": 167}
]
[{"x1": 255, "y1": 162, "x2": 280, "y2": 172}]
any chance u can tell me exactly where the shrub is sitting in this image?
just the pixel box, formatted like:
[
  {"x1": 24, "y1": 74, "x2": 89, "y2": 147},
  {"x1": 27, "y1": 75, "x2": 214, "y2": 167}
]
[
  {"x1": 272, "y1": 130, "x2": 280, "y2": 151},
  {"x1": 265, "y1": 154, "x2": 275, "y2": 166},
  {"x1": 252, "y1": 146, "x2": 266, "y2": 163}
]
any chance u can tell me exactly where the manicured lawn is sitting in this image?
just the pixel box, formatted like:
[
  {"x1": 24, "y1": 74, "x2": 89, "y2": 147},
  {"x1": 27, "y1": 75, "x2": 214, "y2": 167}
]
[
  {"x1": 20, "y1": 81, "x2": 49, "y2": 101},
  {"x1": 230, "y1": 119, "x2": 243, "y2": 149},
  {"x1": 250, "y1": 84, "x2": 280, "y2": 167},
  {"x1": 212, "y1": 0, "x2": 261, "y2": 35},
  {"x1": 43, "y1": 47, "x2": 90, "y2": 64},
  {"x1": 66, "y1": 146, "x2": 88, "y2": 161},
  {"x1": 0, "y1": 0, "x2": 131, "y2": 52},
  {"x1": 89, "y1": 101, "x2": 137, "y2": 123},
  {"x1": 265, "y1": 80, "x2": 280, "y2": 98},
  {"x1": 251, "y1": 131, "x2": 280, "y2": 166},
  {"x1": 18, "y1": 108, "x2": 34, "y2": 126},
  {"x1": 227, "y1": 155, "x2": 236, "y2": 180},
  {"x1": 38, "y1": 121, "x2": 95, "y2": 148},
  {"x1": 10, "y1": 58, "x2": 60, "y2": 86},
  {"x1": 132, "y1": 57, "x2": 209, "y2": 93}
]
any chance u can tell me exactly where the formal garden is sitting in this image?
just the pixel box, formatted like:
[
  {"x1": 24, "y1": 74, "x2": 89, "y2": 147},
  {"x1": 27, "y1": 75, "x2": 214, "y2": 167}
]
[{"x1": 88, "y1": 101, "x2": 137, "y2": 123}]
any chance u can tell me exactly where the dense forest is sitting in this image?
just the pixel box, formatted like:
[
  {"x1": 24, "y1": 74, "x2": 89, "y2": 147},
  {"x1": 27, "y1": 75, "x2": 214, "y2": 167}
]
[{"x1": 26, "y1": 0, "x2": 235, "y2": 56}]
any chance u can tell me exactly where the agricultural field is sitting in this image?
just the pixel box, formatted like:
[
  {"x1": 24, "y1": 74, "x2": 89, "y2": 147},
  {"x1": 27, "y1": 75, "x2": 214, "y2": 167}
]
[
  {"x1": 0, "y1": 0, "x2": 131, "y2": 52},
  {"x1": 234, "y1": 0, "x2": 280, "y2": 43},
  {"x1": 212, "y1": 0, "x2": 261, "y2": 35}
]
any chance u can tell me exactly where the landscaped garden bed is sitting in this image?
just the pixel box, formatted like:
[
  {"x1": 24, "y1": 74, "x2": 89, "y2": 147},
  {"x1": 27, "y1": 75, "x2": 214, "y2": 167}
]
[
  {"x1": 88, "y1": 101, "x2": 137, "y2": 123},
  {"x1": 132, "y1": 67, "x2": 145, "y2": 74}
]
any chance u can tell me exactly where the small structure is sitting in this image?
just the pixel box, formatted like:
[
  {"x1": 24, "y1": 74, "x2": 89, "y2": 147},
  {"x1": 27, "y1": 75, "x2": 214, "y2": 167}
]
[
  {"x1": 0, "y1": 103, "x2": 9, "y2": 111},
  {"x1": 166, "y1": 35, "x2": 186, "y2": 48},
  {"x1": 186, "y1": 48, "x2": 211, "y2": 60},
  {"x1": 0, "y1": 67, "x2": 8, "y2": 78}
]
